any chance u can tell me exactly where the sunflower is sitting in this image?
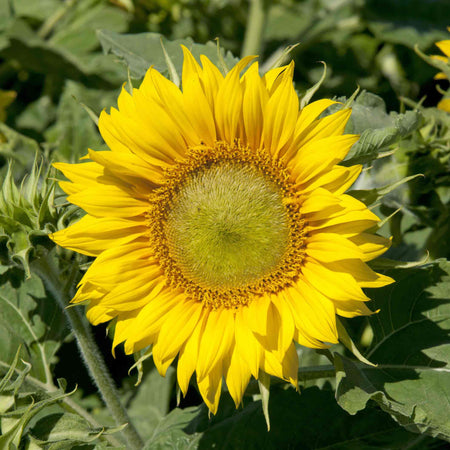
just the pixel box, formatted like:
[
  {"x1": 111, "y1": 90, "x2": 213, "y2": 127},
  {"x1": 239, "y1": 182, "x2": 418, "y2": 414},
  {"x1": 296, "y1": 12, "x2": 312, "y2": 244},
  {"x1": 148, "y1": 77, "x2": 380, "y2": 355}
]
[
  {"x1": 431, "y1": 28, "x2": 450, "y2": 112},
  {"x1": 431, "y1": 28, "x2": 450, "y2": 81},
  {"x1": 51, "y1": 47, "x2": 393, "y2": 413}
]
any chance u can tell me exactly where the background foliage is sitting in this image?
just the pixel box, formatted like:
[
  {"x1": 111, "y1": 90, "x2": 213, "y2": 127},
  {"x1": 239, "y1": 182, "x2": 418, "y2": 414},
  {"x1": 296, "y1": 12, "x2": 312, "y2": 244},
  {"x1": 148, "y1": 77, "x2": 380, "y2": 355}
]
[{"x1": 1, "y1": 0, "x2": 450, "y2": 448}]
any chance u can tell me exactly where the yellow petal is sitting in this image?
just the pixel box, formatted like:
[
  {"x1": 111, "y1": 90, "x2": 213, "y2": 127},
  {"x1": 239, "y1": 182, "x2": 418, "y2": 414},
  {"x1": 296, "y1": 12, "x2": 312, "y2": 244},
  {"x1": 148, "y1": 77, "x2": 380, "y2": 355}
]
[
  {"x1": 124, "y1": 291, "x2": 184, "y2": 352},
  {"x1": 214, "y1": 56, "x2": 256, "y2": 142},
  {"x1": 335, "y1": 300, "x2": 375, "y2": 318},
  {"x1": 263, "y1": 62, "x2": 298, "y2": 157},
  {"x1": 295, "y1": 108, "x2": 353, "y2": 148},
  {"x1": 263, "y1": 65, "x2": 288, "y2": 93},
  {"x1": 139, "y1": 67, "x2": 203, "y2": 148},
  {"x1": 281, "y1": 342, "x2": 299, "y2": 386},
  {"x1": 86, "y1": 301, "x2": 115, "y2": 326},
  {"x1": 349, "y1": 233, "x2": 391, "y2": 261},
  {"x1": 270, "y1": 294, "x2": 295, "y2": 356},
  {"x1": 101, "y1": 272, "x2": 165, "y2": 312},
  {"x1": 436, "y1": 40, "x2": 450, "y2": 57},
  {"x1": 242, "y1": 63, "x2": 268, "y2": 151},
  {"x1": 67, "y1": 184, "x2": 149, "y2": 218},
  {"x1": 197, "y1": 362, "x2": 223, "y2": 414},
  {"x1": 80, "y1": 241, "x2": 153, "y2": 288},
  {"x1": 88, "y1": 149, "x2": 164, "y2": 186},
  {"x1": 235, "y1": 310, "x2": 262, "y2": 378},
  {"x1": 290, "y1": 135, "x2": 359, "y2": 185},
  {"x1": 284, "y1": 282, "x2": 338, "y2": 344},
  {"x1": 50, "y1": 215, "x2": 145, "y2": 257},
  {"x1": 224, "y1": 344, "x2": 252, "y2": 407},
  {"x1": 306, "y1": 232, "x2": 363, "y2": 262},
  {"x1": 324, "y1": 259, "x2": 394, "y2": 288},
  {"x1": 301, "y1": 257, "x2": 370, "y2": 301},
  {"x1": 181, "y1": 47, "x2": 217, "y2": 146},
  {"x1": 177, "y1": 311, "x2": 207, "y2": 395},
  {"x1": 240, "y1": 294, "x2": 271, "y2": 335},
  {"x1": 152, "y1": 299, "x2": 203, "y2": 367},
  {"x1": 301, "y1": 164, "x2": 362, "y2": 195},
  {"x1": 196, "y1": 308, "x2": 235, "y2": 381},
  {"x1": 199, "y1": 54, "x2": 224, "y2": 110},
  {"x1": 112, "y1": 311, "x2": 139, "y2": 352},
  {"x1": 54, "y1": 161, "x2": 104, "y2": 195},
  {"x1": 438, "y1": 98, "x2": 450, "y2": 112},
  {"x1": 295, "y1": 99, "x2": 339, "y2": 138}
]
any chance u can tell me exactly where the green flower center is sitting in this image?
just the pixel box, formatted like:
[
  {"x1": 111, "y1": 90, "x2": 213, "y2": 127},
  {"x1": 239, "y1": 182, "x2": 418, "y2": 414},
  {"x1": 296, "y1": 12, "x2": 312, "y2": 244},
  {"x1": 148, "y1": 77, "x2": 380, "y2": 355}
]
[
  {"x1": 164, "y1": 163, "x2": 289, "y2": 290},
  {"x1": 147, "y1": 142, "x2": 306, "y2": 309}
]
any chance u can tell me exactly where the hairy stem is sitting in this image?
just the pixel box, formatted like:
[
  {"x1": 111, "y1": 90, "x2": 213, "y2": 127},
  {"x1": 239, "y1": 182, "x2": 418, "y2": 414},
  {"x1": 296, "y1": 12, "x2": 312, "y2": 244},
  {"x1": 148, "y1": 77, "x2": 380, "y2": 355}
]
[
  {"x1": 32, "y1": 255, "x2": 144, "y2": 450},
  {"x1": 241, "y1": 0, "x2": 267, "y2": 57}
]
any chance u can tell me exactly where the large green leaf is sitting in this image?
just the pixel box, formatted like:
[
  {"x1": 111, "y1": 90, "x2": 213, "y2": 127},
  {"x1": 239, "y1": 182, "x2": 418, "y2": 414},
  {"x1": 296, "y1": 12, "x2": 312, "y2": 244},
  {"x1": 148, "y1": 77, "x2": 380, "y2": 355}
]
[
  {"x1": 12, "y1": 0, "x2": 60, "y2": 22},
  {"x1": 0, "y1": 273, "x2": 67, "y2": 383},
  {"x1": 127, "y1": 364, "x2": 176, "y2": 442},
  {"x1": 49, "y1": 0, "x2": 128, "y2": 55},
  {"x1": 144, "y1": 387, "x2": 439, "y2": 449},
  {"x1": 0, "y1": 20, "x2": 124, "y2": 87},
  {"x1": 97, "y1": 30, "x2": 239, "y2": 80},
  {"x1": 0, "y1": 122, "x2": 40, "y2": 174},
  {"x1": 45, "y1": 80, "x2": 116, "y2": 162},
  {"x1": 335, "y1": 260, "x2": 450, "y2": 440},
  {"x1": 364, "y1": 0, "x2": 450, "y2": 49},
  {"x1": 343, "y1": 92, "x2": 421, "y2": 166}
]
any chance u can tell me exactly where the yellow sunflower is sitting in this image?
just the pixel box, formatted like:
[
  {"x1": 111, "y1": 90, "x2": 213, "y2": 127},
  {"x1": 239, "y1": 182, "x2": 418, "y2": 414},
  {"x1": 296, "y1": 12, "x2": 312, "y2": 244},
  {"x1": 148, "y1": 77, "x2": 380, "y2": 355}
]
[
  {"x1": 51, "y1": 47, "x2": 393, "y2": 413},
  {"x1": 431, "y1": 27, "x2": 450, "y2": 81},
  {"x1": 431, "y1": 27, "x2": 450, "y2": 112}
]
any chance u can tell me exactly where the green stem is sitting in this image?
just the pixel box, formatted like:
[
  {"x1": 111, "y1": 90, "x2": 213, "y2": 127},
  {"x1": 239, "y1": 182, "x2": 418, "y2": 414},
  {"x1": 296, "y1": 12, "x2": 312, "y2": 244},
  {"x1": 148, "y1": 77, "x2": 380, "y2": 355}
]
[
  {"x1": 37, "y1": 0, "x2": 76, "y2": 39},
  {"x1": 296, "y1": 364, "x2": 335, "y2": 381},
  {"x1": 0, "y1": 361, "x2": 123, "y2": 448},
  {"x1": 32, "y1": 255, "x2": 144, "y2": 450},
  {"x1": 245, "y1": 364, "x2": 335, "y2": 395},
  {"x1": 241, "y1": 0, "x2": 267, "y2": 57}
]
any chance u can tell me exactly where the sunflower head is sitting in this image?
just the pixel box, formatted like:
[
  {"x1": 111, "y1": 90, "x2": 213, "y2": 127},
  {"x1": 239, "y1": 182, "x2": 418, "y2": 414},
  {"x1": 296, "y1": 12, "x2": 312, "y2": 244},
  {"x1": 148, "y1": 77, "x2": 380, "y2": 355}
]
[{"x1": 50, "y1": 46, "x2": 393, "y2": 413}]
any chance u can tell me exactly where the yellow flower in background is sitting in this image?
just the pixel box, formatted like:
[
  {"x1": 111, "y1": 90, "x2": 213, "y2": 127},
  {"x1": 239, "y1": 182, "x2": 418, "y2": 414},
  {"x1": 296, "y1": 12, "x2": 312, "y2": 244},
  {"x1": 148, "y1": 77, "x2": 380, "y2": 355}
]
[
  {"x1": 437, "y1": 98, "x2": 450, "y2": 112},
  {"x1": 431, "y1": 28, "x2": 450, "y2": 80},
  {"x1": 51, "y1": 47, "x2": 393, "y2": 413},
  {"x1": 431, "y1": 27, "x2": 450, "y2": 112}
]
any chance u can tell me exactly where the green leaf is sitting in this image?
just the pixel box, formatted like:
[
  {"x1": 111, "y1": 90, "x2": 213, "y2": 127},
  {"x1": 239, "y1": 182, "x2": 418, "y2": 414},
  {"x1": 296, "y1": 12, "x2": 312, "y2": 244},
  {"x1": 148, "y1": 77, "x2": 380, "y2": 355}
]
[
  {"x1": 29, "y1": 412, "x2": 126, "y2": 446},
  {"x1": 127, "y1": 364, "x2": 175, "y2": 442},
  {"x1": 0, "y1": 359, "x2": 75, "y2": 449},
  {"x1": 0, "y1": 19, "x2": 124, "y2": 87},
  {"x1": 335, "y1": 260, "x2": 450, "y2": 440},
  {"x1": 143, "y1": 406, "x2": 201, "y2": 450},
  {"x1": 12, "y1": 0, "x2": 61, "y2": 22},
  {"x1": 97, "y1": 30, "x2": 239, "y2": 80},
  {"x1": 339, "y1": 91, "x2": 422, "y2": 166},
  {"x1": 0, "y1": 122, "x2": 40, "y2": 173},
  {"x1": 15, "y1": 96, "x2": 56, "y2": 134},
  {"x1": 45, "y1": 80, "x2": 116, "y2": 162},
  {"x1": 48, "y1": 0, "x2": 128, "y2": 55},
  {"x1": 0, "y1": 273, "x2": 66, "y2": 383},
  {"x1": 145, "y1": 387, "x2": 439, "y2": 449},
  {"x1": 344, "y1": 101, "x2": 421, "y2": 167},
  {"x1": 364, "y1": 0, "x2": 450, "y2": 49},
  {"x1": 349, "y1": 174, "x2": 423, "y2": 207},
  {"x1": 345, "y1": 92, "x2": 394, "y2": 134}
]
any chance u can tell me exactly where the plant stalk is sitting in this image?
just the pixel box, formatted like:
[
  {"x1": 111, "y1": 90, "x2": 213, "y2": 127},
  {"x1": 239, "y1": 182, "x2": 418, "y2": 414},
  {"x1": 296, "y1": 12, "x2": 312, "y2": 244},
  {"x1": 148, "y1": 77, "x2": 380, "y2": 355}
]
[
  {"x1": 37, "y1": 0, "x2": 76, "y2": 39},
  {"x1": 32, "y1": 255, "x2": 144, "y2": 450},
  {"x1": 241, "y1": 0, "x2": 267, "y2": 57}
]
